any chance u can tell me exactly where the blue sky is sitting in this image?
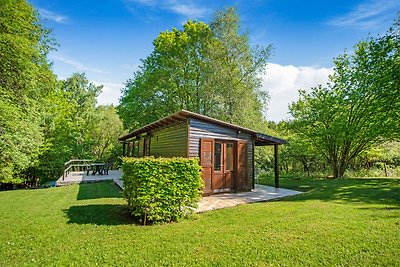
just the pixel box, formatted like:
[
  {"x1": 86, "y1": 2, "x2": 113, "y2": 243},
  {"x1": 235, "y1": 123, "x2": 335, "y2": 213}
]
[{"x1": 29, "y1": 0, "x2": 399, "y2": 121}]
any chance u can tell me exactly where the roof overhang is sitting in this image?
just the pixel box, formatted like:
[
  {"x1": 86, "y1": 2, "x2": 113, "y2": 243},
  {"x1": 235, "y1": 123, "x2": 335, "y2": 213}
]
[
  {"x1": 118, "y1": 110, "x2": 286, "y2": 145},
  {"x1": 254, "y1": 133, "x2": 286, "y2": 146}
]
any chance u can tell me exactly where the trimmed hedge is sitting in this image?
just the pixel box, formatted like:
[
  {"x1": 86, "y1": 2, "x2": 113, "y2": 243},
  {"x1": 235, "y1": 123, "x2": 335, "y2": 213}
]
[{"x1": 122, "y1": 157, "x2": 203, "y2": 224}]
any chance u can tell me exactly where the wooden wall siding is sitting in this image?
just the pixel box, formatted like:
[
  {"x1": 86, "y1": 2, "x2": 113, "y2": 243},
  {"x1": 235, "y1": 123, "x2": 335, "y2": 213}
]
[
  {"x1": 138, "y1": 139, "x2": 144, "y2": 157},
  {"x1": 189, "y1": 118, "x2": 254, "y2": 187},
  {"x1": 150, "y1": 121, "x2": 188, "y2": 157}
]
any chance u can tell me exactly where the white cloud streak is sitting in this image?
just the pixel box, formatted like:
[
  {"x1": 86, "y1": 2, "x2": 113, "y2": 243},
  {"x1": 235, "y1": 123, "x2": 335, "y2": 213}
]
[
  {"x1": 261, "y1": 63, "x2": 333, "y2": 122},
  {"x1": 38, "y1": 8, "x2": 69, "y2": 24},
  {"x1": 328, "y1": 0, "x2": 400, "y2": 29},
  {"x1": 121, "y1": 63, "x2": 140, "y2": 71},
  {"x1": 169, "y1": 3, "x2": 210, "y2": 18},
  {"x1": 50, "y1": 54, "x2": 106, "y2": 74},
  {"x1": 125, "y1": 0, "x2": 211, "y2": 18}
]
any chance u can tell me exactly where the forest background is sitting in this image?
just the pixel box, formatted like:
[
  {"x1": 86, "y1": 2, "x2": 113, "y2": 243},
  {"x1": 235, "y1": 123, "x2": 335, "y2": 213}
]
[{"x1": 1, "y1": 0, "x2": 398, "y2": 188}]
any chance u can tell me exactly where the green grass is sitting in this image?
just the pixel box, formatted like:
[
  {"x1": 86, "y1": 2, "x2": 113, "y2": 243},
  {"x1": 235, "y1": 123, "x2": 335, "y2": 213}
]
[{"x1": 0, "y1": 179, "x2": 399, "y2": 266}]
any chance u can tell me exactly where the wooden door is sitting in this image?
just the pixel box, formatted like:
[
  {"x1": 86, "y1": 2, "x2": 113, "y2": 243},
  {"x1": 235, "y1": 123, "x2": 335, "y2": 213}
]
[
  {"x1": 224, "y1": 142, "x2": 234, "y2": 190},
  {"x1": 201, "y1": 139, "x2": 239, "y2": 194},
  {"x1": 212, "y1": 141, "x2": 223, "y2": 190},
  {"x1": 200, "y1": 139, "x2": 213, "y2": 194},
  {"x1": 212, "y1": 141, "x2": 234, "y2": 192},
  {"x1": 236, "y1": 141, "x2": 247, "y2": 191}
]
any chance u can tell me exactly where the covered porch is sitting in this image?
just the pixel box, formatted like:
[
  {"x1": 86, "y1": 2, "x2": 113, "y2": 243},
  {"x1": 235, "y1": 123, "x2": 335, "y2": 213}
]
[{"x1": 254, "y1": 132, "x2": 286, "y2": 189}]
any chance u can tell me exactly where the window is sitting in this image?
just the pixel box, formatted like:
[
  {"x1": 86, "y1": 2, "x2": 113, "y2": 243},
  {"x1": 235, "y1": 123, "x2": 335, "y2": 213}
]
[
  {"x1": 214, "y1": 142, "x2": 221, "y2": 171},
  {"x1": 226, "y1": 143, "x2": 233, "y2": 171}
]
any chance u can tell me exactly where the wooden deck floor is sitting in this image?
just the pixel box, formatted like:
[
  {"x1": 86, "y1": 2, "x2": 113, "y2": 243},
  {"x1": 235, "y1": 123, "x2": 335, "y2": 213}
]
[{"x1": 56, "y1": 170, "x2": 123, "y2": 189}]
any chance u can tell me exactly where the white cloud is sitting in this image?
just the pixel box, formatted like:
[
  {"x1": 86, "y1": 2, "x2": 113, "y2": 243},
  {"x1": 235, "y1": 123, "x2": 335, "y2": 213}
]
[
  {"x1": 92, "y1": 81, "x2": 123, "y2": 106},
  {"x1": 169, "y1": 3, "x2": 210, "y2": 18},
  {"x1": 261, "y1": 63, "x2": 333, "y2": 122},
  {"x1": 328, "y1": 0, "x2": 400, "y2": 29},
  {"x1": 38, "y1": 8, "x2": 69, "y2": 24},
  {"x1": 125, "y1": 0, "x2": 210, "y2": 18},
  {"x1": 50, "y1": 54, "x2": 106, "y2": 74},
  {"x1": 121, "y1": 64, "x2": 140, "y2": 71}
]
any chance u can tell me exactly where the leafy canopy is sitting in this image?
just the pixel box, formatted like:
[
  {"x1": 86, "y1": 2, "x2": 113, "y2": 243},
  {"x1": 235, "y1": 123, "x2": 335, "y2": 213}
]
[
  {"x1": 0, "y1": 0, "x2": 56, "y2": 183},
  {"x1": 119, "y1": 7, "x2": 271, "y2": 131},
  {"x1": 290, "y1": 18, "x2": 400, "y2": 178}
]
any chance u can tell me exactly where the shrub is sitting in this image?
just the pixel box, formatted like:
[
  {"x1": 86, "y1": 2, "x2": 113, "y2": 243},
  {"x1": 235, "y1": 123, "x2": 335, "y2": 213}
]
[{"x1": 122, "y1": 157, "x2": 203, "y2": 224}]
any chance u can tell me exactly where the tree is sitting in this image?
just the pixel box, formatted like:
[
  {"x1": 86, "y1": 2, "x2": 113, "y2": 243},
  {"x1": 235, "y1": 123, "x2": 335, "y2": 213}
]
[
  {"x1": 34, "y1": 74, "x2": 125, "y2": 182},
  {"x1": 31, "y1": 73, "x2": 105, "y2": 183},
  {"x1": 353, "y1": 141, "x2": 400, "y2": 176},
  {"x1": 119, "y1": 7, "x2": 271, "y2": 131},
  {"x1": 206, "y1": 7, "x2": 271, "y2": 128},
  {"x1": 119, "y1": 20, "x2": 213, "y2": 130},
  {"x1": 0, "y1": 0, "x2": 56, "y2": 184},
  {"x1": 60, "y1": 73, "x2": 103, "y2": 158},
  {"x1": 90, "y1": 105, "x2": 124, "y2": 160},
  {"x1": 290, "y1": 19, "x2": 400, "y2": 178}
]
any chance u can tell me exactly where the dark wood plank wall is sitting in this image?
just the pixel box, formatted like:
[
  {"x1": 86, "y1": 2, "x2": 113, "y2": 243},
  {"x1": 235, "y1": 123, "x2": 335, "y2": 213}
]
[
  {"x1": 138, "y1": 139, "x2": 144, "y2": 157},
  {"x1": 188, "y1": 118, "x2": 254, "y2": 188},
  {"x1": 150, "y1": 121, "x2": 188, "y2": 157}
]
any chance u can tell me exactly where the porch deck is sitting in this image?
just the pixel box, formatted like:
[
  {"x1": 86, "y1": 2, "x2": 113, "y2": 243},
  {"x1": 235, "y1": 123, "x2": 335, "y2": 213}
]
[
  {"x1": 57, "y1": 171, "x2": 301, "y2": 213},
  {"x1": 56, "y1": 170, "x2": 124, "y2": 189}
]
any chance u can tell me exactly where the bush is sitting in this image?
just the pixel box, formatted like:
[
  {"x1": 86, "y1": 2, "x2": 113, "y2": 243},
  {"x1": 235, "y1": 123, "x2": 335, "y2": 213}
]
[{"x1": 122, "y1": 157, "x2": 203, "y2": 224}]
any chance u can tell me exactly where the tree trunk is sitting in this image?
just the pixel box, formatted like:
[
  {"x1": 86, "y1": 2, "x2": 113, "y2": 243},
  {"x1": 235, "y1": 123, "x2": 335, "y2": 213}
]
[
  {"x1": 332, "y1": 162, "x2": 347, "y2": 178},
  {"x1": 384, "y1": 162, "x2": 388, "y2": 177}
]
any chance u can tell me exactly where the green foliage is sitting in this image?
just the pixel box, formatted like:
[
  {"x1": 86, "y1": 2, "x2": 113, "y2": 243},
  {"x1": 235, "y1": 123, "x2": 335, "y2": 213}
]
[
  {"x1": 290, "y1": 19, "x2": 400, "y2": 178},
  {"x1": 59, "y1": 73, "x2": 103, "y2": 158},
  {"x1": 122, "y1": 157, "x2": 203, "y2": 224},
  {"x1": 91, "y1": 105, "x2": 125, "y2": 161},
  {"x1": 207, "y1": 8, "x2": 271, "y2": 128},
  {"x1": 34, "y1": 73, "x2": 124, "y2": 182},
  {"x1": 0, "y1": 0, "x2": 56, "y2": 183},
  {"x1": 119, "y1": 7, "x2": 271, "y2": 131}
]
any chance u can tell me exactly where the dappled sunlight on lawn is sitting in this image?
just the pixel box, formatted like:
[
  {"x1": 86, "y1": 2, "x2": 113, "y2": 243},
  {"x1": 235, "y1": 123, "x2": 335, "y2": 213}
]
[{"x1": 261, "y1": 177, "x2": 400, "y2": 206}]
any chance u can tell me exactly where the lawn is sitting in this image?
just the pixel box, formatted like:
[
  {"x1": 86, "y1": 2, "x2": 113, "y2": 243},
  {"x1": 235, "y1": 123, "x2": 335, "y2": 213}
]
[{"x1": 0, "y1": 178, "x2": 399, "y2": 266}]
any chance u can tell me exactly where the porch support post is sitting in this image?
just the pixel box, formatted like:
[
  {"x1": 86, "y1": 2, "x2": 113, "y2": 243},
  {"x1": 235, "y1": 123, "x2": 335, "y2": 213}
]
[
  {"x1": 122, "y1": 142, "x2": 126, "y2": 157},
  {"x1": 252, "y1": 140, "x2": 255, "y2": 189},
  {"x1": 274, "y1": 144, "x2": 279, "y2": 188}
]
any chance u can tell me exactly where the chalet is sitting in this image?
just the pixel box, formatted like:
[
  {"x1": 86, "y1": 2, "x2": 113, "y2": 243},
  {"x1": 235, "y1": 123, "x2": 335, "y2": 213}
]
[{"x1": 118, "y1": 110, "x2": 286, "y2": 195}]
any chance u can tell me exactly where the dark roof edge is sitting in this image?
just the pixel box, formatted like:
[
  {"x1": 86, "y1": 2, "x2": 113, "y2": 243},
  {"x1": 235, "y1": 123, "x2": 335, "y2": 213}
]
[
  {"x1": 255, "y1": 133, "x2": 287, "y2": 145},
  {"x1": 118, "y1": 110, "x2": 185, "y2": 141},
  {"x1": 118, "y1": 110, "x2": 287, "y2": 145}
]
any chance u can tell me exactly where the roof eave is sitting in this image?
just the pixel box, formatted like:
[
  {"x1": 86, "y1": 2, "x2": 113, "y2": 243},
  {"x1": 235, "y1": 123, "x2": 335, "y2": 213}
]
[{"x1": 118, "y1": 110, "x2": 287, "y2": 145}]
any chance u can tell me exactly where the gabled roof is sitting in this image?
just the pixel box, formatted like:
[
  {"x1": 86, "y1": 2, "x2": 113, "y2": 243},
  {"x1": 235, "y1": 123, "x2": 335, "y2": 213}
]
[{"x1": 118, "y1": 110, "x2": 286, "y2": 145}]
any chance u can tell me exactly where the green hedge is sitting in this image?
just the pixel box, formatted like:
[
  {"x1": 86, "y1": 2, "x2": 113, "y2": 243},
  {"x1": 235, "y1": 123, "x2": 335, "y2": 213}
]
[{"x1": 122, "y1": 157, "x2": 203, "y2": 224}]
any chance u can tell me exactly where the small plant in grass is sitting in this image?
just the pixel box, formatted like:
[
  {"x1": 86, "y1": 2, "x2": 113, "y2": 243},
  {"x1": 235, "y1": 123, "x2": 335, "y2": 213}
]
[{"x1": 122, "y1": 157, "x2": 203, "y2": 225}]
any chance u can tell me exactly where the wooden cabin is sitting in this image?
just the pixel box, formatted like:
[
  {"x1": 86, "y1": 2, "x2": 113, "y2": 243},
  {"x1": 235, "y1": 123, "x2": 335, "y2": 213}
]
[{"x1": 118, "y1": 110, "x2": 286, "y2": 195}]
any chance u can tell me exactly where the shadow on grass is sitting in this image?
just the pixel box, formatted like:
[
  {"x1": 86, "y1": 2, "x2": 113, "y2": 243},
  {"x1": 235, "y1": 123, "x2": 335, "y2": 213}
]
[
  {"x1": 65, "y1": 204, "x2": 134, "y2": 225},
  {"x1": 77, "y1": 181, "x2": 122, "y2": 200},
  {"x1": 260, "y1": 177, "x2": 400, "y2": 206}
]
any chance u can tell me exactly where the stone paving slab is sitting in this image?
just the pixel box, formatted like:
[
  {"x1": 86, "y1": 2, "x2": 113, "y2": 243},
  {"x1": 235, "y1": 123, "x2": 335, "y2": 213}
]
[
  {"x1": 58, "y1": 171, "x2": 301, "y2": 213},
  {"x1": 196, "y1": 185, "x2": 302, "y2": 213}
]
